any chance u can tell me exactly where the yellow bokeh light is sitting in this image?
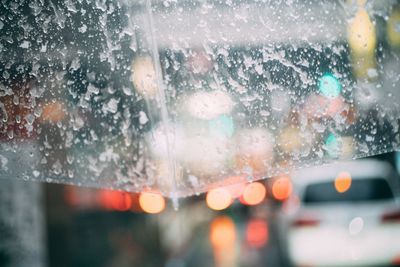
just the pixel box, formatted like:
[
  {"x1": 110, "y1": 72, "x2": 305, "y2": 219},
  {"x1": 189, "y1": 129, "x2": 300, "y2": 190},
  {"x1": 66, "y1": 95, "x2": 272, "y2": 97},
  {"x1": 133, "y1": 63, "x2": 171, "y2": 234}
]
[
  {"x1": 139, "y1": 192, "x2": 166, "y2": 214},
  {"x1": 279, "y1": 126, "x2": 303, "y2": 153},
  {"x1": 206, "y1": 188, "x2": 232, "y2": 211},
  {"x1": 131, "y1": 56, "x2": 158, "y2": 98},
  {"x1": 335, "y1": 171, "x2": 352, "y2": 193},
  {"x1": 242, "y1": 182, "x2": 266, "y2": 206},
  {"x1": 348, "y1": 7, "x2": 376, "y2": 56}
]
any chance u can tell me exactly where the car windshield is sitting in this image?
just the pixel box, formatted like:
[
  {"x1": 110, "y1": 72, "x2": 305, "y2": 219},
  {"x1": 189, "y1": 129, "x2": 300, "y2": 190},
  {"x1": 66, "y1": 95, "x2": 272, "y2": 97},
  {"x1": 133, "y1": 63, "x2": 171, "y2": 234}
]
[{"x1": 303, "y1": 178, "x2": 394, "y2": 204}]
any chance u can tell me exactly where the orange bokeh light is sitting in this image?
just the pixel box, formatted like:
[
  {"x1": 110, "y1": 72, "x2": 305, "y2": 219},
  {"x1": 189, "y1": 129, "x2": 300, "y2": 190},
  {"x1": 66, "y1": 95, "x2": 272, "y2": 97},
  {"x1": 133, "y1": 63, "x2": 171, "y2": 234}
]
[
  {"x1": 209, "y1": 216, "x2": 236, "y2": 249},
  {"x1": 335, "y1": 172, "x2": 352, "y2": 193},
  {"x1": 206, "y1": 188, "x2": 232, "y2": 211},
  {"x1": 41, "y1": 101, "x2": 67, "y2": 123},
  {"x1": 98, "y1": 190, "x2": 132, "y2": 211},
  {"x1": 241, "y1": 182, "x2": 266, "y2": 206},
  {"x1": 272, "y1": 176, "x2": 293, "y2": 201},
  {"x1": 246, "y1": 219, "x2": 269, "y2": 248},
  {"x1": 139, "y1": 192, "x2": 166, "y2": 214}
]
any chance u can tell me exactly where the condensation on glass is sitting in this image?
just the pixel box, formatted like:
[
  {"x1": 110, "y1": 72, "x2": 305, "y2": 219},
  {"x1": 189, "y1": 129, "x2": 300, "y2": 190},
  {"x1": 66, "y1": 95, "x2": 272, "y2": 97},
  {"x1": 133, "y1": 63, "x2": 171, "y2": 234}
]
[{"x1": 0, "y1": 0, "x2": 399, "y2": 197}]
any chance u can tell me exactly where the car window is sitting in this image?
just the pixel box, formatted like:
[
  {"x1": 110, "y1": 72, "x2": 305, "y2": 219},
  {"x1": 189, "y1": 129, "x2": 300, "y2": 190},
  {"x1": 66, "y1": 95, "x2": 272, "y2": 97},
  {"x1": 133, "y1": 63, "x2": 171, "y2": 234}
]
[{"x1": 303, "y1": 178, "x2": 394, "y2": 204}]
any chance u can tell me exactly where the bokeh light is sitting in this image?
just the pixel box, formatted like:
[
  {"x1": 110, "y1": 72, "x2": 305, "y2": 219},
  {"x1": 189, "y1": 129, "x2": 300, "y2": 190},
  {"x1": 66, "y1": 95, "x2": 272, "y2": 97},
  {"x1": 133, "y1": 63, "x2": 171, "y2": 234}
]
[
  {"x1": 186, "y1": 50, "x2": 213, "y2": 74},
  {"x1": 208, "y1": 114, "x2": 235, "y2": 138},
  {"x1": 348, "y1": 6, "x2": 376, "y2": 55},
  {"x1": 139, "y1": 192, "x2": 166, "y2": 214},
  {"x1": 209, "y1": 216, "x2": 236, "y2": 249},
  {"x1": 98, "y1": 190, "x2": 132, "y2": 211},
  {"x1": 241, "y1": 182, "x2": 266, "y2": 206},
  {"x1": 272, "y1": 176, "x2": 293, "y2": 201},
  {"x1": 278, "y1": 126, "x2": 303, "y2": 153},
  {"x1": 181, "y1": 135, "x2": 230, "y2": 176},
  {"x1": 131, "y1": 56, "x2": 158, "y2": 98},
  {"x1": 347, "y1": 2, "x2": 377, "y2": 79},
  {"x1": 185, "y1": 90, "x2": 234, "y2": 120},
  {"x1": 318, "y1": 73, "x2": 341, "y2": 98},
  {"x1": 335, "y1": 171, "x2": 352, "y2": 193},
  {"x1": 206, "y1": 188, "x2": 232, "y2": 211},
  {"x1": 236, "y1": 128, "x2": 274, "y2": 173},
  {"x1": 40, "y1": 101, "x2": 67, "y2": 123},
  {"x1": 246, "y1": 219, "x2": 269, "y2": 248},
  {"x1": 325, "y1": 133, "x2": 342, "y2": 158}
]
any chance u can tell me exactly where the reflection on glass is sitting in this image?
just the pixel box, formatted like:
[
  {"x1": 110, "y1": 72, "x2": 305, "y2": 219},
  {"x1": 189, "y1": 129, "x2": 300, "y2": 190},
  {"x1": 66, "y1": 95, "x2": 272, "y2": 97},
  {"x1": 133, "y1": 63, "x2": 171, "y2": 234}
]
[
  {"x1": 209, "y1": 216, "x2": 237, "y2": 267},
  {"x1": 245, "y1": 219, "x2": 269, "y2": 249}
]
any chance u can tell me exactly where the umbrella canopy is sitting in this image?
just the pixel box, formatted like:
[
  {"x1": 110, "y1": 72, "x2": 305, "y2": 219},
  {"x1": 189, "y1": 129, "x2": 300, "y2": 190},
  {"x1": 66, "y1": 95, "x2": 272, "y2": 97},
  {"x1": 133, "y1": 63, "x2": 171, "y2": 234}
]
[{"x1": 0, "y1": 0, "x2": 399, "y2": 197}]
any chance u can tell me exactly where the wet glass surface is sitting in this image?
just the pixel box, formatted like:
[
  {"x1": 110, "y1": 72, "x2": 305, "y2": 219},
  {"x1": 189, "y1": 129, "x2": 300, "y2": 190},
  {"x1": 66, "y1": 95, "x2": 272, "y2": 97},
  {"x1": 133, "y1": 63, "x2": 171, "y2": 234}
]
[{"x1": 1, "y1": 0, "x2": 400, "y2": 196}]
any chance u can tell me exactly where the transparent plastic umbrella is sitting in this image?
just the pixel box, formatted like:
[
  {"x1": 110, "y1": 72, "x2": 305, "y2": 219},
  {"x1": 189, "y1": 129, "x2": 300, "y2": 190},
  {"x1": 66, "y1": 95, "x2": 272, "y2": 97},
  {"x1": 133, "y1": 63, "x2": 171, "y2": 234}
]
[{"x1": 0, "y1": 0, "x2": 399, "y2": 198}]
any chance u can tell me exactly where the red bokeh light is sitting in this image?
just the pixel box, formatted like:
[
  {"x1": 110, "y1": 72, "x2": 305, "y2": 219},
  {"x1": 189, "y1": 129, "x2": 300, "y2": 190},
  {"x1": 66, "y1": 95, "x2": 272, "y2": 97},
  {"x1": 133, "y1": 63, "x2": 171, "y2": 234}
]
[
  {"x1": 98, "y1": 190, "x2": 132, "y2": 211},
  {"x1": 246, "y1": 219, "x2": 269, "y2": 248}
]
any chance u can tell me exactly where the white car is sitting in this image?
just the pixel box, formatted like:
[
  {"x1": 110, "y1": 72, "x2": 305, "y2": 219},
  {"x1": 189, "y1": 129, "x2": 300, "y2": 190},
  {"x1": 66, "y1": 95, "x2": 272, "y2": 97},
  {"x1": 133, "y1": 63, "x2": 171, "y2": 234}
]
[{"x1": 279, "y1": 159, "x2": 400, "y2": 267}]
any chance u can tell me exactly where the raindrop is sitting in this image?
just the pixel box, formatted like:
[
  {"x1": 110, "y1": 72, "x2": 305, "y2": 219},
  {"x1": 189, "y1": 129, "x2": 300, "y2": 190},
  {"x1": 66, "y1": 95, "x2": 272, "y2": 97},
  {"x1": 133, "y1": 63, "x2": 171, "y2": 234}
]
[
  {"x1": 170, "y1": 193, "x2": 180, "y2": 211},
  {"x1": 15, "y1": 115, "x2": 21, "y2": 123},
  {"x1": 13, "y1": 95, "x2": 19, "y2": 105},
  {"x1": 19, "y1": 41, "x2": 31, "y2": 49},
  {"x1": 78, "y1": 24, "x2": 87, "y2": 33},
  {"x1": 7, "y1": 130, "x2": 14, "y2": 139},
  {"x1": 2, "y1": 71, "x2": 10, "y2": 80},
  {"x1": 33, "y1": 170, "x2": 40, "y2": 177},
  {"x1": 25, "y1": 114, "x2": 35, "y2": 125},
  {"x1": 139, "y1": 111, "x2": 149, "y2": 125},
  {"x1": 52, "y1": 160, "x2": 62, "y2": 175}
]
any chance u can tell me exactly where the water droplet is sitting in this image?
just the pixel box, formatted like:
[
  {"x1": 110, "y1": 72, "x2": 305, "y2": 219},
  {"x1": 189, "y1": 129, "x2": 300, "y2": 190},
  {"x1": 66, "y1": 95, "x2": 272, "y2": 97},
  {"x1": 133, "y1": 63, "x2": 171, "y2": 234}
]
[
  {"x1": 15, "y1": 115, "x2": 21, "y2": 123},
  {"x1": 19, "y1": 40, "x2": 31, "y2": 49},
  {"x1": 7, "y1": 130, "x2": 14, "y2": 139},
  {"x1": 25, "y1": 114, "x2": 35, "y2": 125},
  {"x1": 78, "y1": 24, "x2": 87, "y2": 33},
  {"x1": 13, "y1": 95, "x2": 19, "y2": 105},
  {"x1": 170, "y1": 193, "x2": 180, "y2": 211},
  {"x1": 139, "y1": 111, "x2": 149, "y2": 125},
  {"x1": 52, "y1": 160, "x2": 62, "y2": 175}
]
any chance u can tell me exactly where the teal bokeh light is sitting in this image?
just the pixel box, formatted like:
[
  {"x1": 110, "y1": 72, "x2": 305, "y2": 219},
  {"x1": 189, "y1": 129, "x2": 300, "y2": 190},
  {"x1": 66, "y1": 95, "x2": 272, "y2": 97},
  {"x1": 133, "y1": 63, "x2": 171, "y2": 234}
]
[
  {"x1": 325, "y1": 133, "x2": 342, "y2": 158},
  {"x1": 208, "y1": 114, "x2": 235, "y2": 138},
  {"x1": 318, "y1": 73, "x2": 342, "y2": 98}
]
